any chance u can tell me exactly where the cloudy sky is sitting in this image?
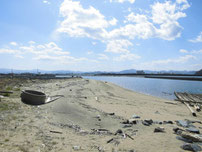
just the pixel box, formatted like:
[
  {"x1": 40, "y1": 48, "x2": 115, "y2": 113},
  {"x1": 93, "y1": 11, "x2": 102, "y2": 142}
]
[{"x1": 0, "y1": 0, "x2": 201, "y2": 71}]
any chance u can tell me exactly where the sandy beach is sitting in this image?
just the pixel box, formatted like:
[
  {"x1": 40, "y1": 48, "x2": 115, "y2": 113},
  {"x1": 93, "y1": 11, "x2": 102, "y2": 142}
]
[{"x1": 0, "y1": 77, "x2": 202, "y2": 152}]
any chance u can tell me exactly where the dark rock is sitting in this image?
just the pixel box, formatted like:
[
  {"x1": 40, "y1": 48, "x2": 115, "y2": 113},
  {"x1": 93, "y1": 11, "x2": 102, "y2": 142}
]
[
  {"x1": 142, "y1": 121, "x2": 150, "y2": 126},
  {"x1": 129, "y1": 119, "x2": 137, "y2": 124},
  {"x1": 181, "y1": 143, "x2": 201, "y2": 152},
  {"x1": 115, "y1": 129, "x2": 123, "y2": 135},
  {"x1": 173, "y1": 127, "x2": 185, "y2": 135},
  {"x1": 154, "y1": 127, "x2": 165, "y2": 133},
  {"x1": 108, "y1": 113, "x2": 115, "y2": 116},
  {"x1": 176, "y1": 120, "x2": 192, "y2": 128},
  {"x1": 128, "y1": 150, "x2": 135, "y2": 152},
  {"x1": 123, "y1": 124, "x2": 132, "y2": 128},
  {"x1": 163, "y1": 121, "x2": 173, "y2": 124},
  {"x1": 186, "y1": 127, "x2": 200, "y2": 134},
  {"x1": 176, "y1": 136, "x2": 193, "y2": 143},
  {"x1": 142, "y1": 119, "x2": 153, "y2": 126},
  {"x1": 132, "y1": 114, "x2": 140, "y2": 119},
  {"x1": 122, "y1": 120, "x2": 130, "y2": 124},
  {"x1": 153, "y1": 121, "x2": 162, "y2": 124}
]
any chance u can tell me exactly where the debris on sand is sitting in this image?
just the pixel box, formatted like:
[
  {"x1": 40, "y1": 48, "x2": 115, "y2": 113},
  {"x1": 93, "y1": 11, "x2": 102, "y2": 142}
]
[
  {"x1": 154, "y1": 127, "x2": 165, "y2": 133},
  {"x1": 181, "y1": 143, "x2": 201, "y2": 152}
]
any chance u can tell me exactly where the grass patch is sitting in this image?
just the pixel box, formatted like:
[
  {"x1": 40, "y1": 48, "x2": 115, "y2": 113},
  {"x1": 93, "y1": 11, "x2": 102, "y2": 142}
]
[
  {"x1": 2, "y1": 93, "x2": 10, "y2": 97},
  {"x1": 0, "y1": 102, "x2": 19, "y2": 112}
]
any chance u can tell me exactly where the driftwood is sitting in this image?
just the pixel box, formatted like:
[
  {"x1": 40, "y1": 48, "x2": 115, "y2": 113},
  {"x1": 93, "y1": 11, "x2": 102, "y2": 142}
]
[
  {"x1": 180, "y1": 132, "x2": 202, "y2": 142},
  {"x1": 0, "y1": 91, "x2": 13, "y2": 94},
  {"x1": 50, "y1": 130, "x2": 62, "y2": 134},
  {"x1": 184, "y1": 102, "x2": 197, "y2": 117},
  {"x1": 194, "y1": 104, "x2": 201, "y2": 112},
  {"x1": 125, "y1": 133, "x2": 134, "y2": 140}
]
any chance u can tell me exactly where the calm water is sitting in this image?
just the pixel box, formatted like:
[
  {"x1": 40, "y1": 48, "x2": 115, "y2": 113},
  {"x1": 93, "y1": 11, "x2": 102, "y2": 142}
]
[{"x1": 84, "y1": 76, "x2": 202, "y2": 100}]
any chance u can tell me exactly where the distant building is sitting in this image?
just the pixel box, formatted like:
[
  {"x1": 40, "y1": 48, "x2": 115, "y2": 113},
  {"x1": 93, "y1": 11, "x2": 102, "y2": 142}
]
[{"x1": 136, "y1": 70, "x2": 145, "y2": 74}]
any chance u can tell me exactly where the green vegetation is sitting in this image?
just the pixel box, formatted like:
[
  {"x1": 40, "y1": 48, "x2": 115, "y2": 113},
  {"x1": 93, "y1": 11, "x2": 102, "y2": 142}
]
[
  {"x1": 6, "y1": 86, "x2": 12, "y2": 91},
  {"x1": 0, "y1": 102, "x2": 19, "y2": 112}
]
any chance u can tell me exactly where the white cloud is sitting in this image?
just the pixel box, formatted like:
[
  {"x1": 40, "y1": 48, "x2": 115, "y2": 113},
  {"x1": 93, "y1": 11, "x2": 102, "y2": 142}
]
[
  {"x1": 176, "y1": 0, "x2": 190, "y2": 10},
  {"x1": 105, "y1": 39, "x2": 132, "y2": 54},
  {"x1": 190, "y1": 49, "x2": 202, "y2": 54},
  {"x1": 87, "y1": 51, "x2": 93, "y2": 55},
  {"x1": 189, "y1": 32, "x2": 202, "y2": 43},
  {"x1": 179, "y1": 49, "x2": 202, "y2": 54},
  {"x1": 28, "y1": 41, "x2": 36, "y2": 45},
  {"x1": 57, "y1": 0, "x2": 190, "y2": 50},
  {"x1": 43, "y1": 0, "x2": 50, "y2": 4},
  {"x1": 109, "y1": 0, "x2": 135, "y2": 4},
  {"x1": 92, "y1": 42, "x2": 97, "y2": 45},
  {"x1": 109, "y1": 18, "x2": 118, "y2": 26},
  {"x1": 114, "y1": 53, "x2": 140, "y2": 61},
  {"x1": 147, "y1": 55, "x2": 196, "y2": 65},
  {"x1": 57, "y1": 0, "x2": 113, "y2": 39},
  {"x1": 98, "y1": 54, "x2": 109, "y2": 60},
  {"x1": 0, "y1": 48, "x2": 21, "y2": 54},
  {"x1": 109, "y1": 0, "x2": 189, "y2": 41},
  {"x1": 179, "y1": 49, "x2": 188, "y2": 53},
  {"x1": 10, "y1": 42, "x2": 18, "y2": 46}
]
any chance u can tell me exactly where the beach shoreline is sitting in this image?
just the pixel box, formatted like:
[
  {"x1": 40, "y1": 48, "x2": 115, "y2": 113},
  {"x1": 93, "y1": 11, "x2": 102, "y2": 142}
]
[{"x1": 0, "y1": 78, "x2": 201, "y2": 151}]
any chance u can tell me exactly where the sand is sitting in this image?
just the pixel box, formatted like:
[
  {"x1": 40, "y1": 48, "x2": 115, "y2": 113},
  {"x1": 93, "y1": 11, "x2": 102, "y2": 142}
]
[{"x1": 0, "y1": 77, "x2": 201, "y2": 152}]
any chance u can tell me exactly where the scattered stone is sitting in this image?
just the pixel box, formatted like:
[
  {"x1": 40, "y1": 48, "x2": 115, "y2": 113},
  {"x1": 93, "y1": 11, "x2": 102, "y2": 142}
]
[
  {"x1": 181, "y1": 143, "x2": 201, "y2": 152},
  {"x1": 180, "y1": 132, "x2": 202, "y2": 142},
  {"x1": 176, "y1": 120, "x2": 192, "y2": 128},
  {"x1": 142, "y1": 121, "x2": 150, "y2": 126},
  {"x1": 145, "y1": 119, "x2": 153, "y2": 124},
  {"x1": 69, "y1": 89, "x2": 72, "y2": 91},
  {"x1": 128, "y1": 119, "x2": 137, "y2": 124},
  {"x1": 173, "y1": 127, "x2": 184, "y2": 134},
  {"x1": 108, "y1": 112, "x2": 115, "y2": 116},
  {"x1": 155, "y1": 111, "x2": 160, "y2": 114},
  {"x1": 115, "y1": 129, "x2": 123, "y2": 135},
  {"x1": 123, "y1": 124, "x2": 132, "y2": 128},
  {"x1": 154, "y1": 127, "x2": 165, "y2": 133},
  {"x1": 163, "y1": 121, "x2": 173, "y2": 124},
  {"x1": 128, "y1": 150, "x2": 135, "y2": 152},
  {"x1": 73, "y1": 145, "x2": 80, "y2": 151},
  {"x1": 142, "y1": 119, "x2": 153, "y2": 126},
  {"x1": 186, "y1": 127, "x2": 200, "y2": 134},
  {"x1": 176, "y1": 136, "x2": 193, "y2": 143},
  {"x1": 154, "y1": 121, "x2": 163, "y2": 125},
  {"x1": 96, "y1": 115, "x2": 101, "y2": 119},
  {"x1": 132, "y1": 114, "x2": 140, "y2": 119}
]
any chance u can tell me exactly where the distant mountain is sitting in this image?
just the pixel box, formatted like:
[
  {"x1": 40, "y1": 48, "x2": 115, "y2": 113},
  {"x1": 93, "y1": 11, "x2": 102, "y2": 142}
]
[
  {"x1": 119, "y1": 69, "x2": 137, "y2": 74},
  {"x1": 0, "y1": 68, "x2": 81, "y2": 74},
  {"x1": 119, "y1": 69, "x2": 196, "y2": 75},
  {"x1": 0, "y1": 68, "x2": 197, "y2": 75},
  {"x1": 195, "y1": 69, "x2": 202, "y2": 75}
]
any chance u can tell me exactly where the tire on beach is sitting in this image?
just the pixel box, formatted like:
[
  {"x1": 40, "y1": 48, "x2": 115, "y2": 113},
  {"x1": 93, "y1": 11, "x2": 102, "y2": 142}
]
[{"x1": 21, "y1": 90, "x2": 46, "y2": 105}]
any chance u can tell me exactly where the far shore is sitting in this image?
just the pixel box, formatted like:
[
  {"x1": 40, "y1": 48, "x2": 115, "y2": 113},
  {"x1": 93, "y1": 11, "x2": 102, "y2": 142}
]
[{"x1": 0, "y1": 77, "x2": 201, "y2": 151}]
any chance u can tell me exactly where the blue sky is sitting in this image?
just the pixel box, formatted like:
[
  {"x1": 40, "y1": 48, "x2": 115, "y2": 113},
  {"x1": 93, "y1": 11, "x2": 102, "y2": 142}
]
[{"x1": 0, "y1": 0, "x2": 201, "y2": 71}]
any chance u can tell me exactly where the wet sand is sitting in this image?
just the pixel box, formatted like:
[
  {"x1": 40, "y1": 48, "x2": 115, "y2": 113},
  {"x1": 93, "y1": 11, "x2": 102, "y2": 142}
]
[{"x1": 0, "y1": 78, "x2": 201, "y2": 151}]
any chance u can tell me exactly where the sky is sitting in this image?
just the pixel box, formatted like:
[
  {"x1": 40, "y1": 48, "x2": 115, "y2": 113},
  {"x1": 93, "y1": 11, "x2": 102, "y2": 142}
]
[{"x1": 0, "y1": 0, "x2": 201, "y2": 72}]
